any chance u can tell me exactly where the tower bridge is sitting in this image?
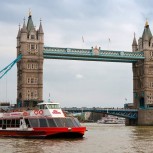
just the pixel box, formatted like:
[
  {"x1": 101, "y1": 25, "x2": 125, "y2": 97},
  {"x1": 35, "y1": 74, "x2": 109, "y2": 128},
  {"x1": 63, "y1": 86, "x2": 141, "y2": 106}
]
[
  {"x1": 43, "y1": 47, "x2": 144, "y2": 63},
  {"x1": 1, "y1": 13, "x2": 153, "y2": 125}
]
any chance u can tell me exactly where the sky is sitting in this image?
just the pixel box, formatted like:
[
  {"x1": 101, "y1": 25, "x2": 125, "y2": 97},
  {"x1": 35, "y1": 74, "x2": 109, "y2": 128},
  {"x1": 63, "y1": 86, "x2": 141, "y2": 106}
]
[{"x1": 0, "y1": 0, "x2": 152, "y2": 107}]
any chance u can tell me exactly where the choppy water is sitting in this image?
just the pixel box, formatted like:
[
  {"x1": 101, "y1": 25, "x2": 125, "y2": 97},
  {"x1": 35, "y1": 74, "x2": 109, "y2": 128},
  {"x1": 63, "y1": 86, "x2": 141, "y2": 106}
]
[{"x1": 0, "y1": 123, "x2": 153, "y2": 153}]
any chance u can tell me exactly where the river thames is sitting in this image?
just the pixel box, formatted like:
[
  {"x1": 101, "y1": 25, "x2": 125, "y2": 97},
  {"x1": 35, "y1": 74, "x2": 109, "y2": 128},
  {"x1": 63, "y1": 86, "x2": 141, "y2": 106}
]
[{"x1": 0, "y1": 123, "x2": 153, "y2": 153}]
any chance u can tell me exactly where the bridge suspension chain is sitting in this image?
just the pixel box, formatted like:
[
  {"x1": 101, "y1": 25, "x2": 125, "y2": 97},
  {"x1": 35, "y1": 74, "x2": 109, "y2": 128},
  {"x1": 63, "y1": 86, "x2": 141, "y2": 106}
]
[{"x1": 0, "y1": 54, "x2": 22, "y2": 79}]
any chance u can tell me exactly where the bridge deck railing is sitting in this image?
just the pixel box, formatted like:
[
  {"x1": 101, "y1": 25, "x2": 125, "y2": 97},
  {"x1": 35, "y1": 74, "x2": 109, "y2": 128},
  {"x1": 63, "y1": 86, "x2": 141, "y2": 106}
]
[{"x1": 43, "y1": 47, "x2": 144, "y2": 63}]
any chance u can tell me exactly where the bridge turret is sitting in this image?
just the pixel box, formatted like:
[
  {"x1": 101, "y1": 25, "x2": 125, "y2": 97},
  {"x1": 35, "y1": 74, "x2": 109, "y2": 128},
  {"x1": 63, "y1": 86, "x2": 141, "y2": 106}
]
[
  {"x1": 38, "y1": 20, "x2": 44, "y2": 43},
  {"x1": 27, "y1": 12, "x2": 35, "y2": 33},
  {"x1": 17, "y1": 11, "x2": 44, "y2": 108},
  {"x1": 17, "y1": 25, "x2": 21, "y2": 39},
  {"x1": 20, "y1": 18, "x2": 27, "y2": 42},
  {"x1": 142, "y1": 20, "x2": 152, "y2": 50},
  {"x1": 133, "y1": 20, "x2": 153, "y2": 125},
  {"x1": 16, "y1": 25, "x2": 21, "y2": 51},
  {"x1": 132, "y1": 33, "x2": 138, "y2": 52}
]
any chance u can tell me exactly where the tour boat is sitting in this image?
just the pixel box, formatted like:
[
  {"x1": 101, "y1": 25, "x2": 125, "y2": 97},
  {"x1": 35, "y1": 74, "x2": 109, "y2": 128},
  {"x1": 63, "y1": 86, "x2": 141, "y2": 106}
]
[
  {"x1": 97, "y1": 115, "x2": 125, "y2": 124},
  {"x1": 0, "y1": 102, "x2": 86, "y2": 138}
]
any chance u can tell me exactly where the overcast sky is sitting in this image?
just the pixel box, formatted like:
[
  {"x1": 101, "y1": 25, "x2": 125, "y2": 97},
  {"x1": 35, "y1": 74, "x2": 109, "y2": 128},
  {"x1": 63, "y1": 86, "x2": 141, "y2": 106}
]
[{"x1": 0, "y1": 0, "x2": 152, "y2": 107}]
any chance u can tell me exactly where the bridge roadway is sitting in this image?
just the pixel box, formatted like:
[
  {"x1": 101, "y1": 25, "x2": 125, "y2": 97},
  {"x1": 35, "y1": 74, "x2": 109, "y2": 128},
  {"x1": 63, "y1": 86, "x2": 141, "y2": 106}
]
[
  {"x1": 62, "y1": 107, "x2": 138, "y2": 119},
  {"x1": 43, "y1": 47, "x2": 144, "y2": 63}
]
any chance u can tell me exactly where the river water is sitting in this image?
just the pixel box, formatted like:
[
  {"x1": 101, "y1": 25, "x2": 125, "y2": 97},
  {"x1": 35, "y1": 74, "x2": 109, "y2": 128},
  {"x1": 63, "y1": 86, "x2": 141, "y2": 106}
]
[{"x1": 0, "y1": 123, "x2": 153, "y2": 153}]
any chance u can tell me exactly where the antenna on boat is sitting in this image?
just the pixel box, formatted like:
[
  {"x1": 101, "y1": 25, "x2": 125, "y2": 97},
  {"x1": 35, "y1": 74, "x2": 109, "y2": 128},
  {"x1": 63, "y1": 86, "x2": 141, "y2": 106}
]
[{"x1": 48, "y1": 93, "x2": 51, "y2": 103}]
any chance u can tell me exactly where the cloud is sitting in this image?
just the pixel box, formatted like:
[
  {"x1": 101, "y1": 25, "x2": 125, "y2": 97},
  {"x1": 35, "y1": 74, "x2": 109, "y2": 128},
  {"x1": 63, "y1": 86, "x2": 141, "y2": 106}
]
[{"x1": 75, "y1": 74, "x2": 84, "y2": 79}]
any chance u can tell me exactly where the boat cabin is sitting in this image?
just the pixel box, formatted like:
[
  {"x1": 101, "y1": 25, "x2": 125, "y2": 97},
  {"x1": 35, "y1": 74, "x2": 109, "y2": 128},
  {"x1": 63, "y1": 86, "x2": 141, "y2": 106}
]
[{"x1": 31, "y1": 102, "x2": 65, "y2": 117}]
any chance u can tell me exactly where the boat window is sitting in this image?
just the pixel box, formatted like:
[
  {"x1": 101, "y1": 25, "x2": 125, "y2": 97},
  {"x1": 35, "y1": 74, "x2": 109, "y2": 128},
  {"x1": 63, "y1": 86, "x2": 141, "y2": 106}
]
[
  {"x1": 47, "y1": 104, "x2": 60, "y2": 109},
  {"x1": 39, "y1": 105, "x2": 44, "y2": 109},
  {"x1": 3, "y1": 119, "x2": 6, "y2": 126},
  {"x1": 73, "y1": 118, "x2": 81, "y2": 127},
  {"x1": 0, "y1": 120, "x2": 2, "y2": 127},
  {"x1": 29, "y1": 118, "x2": 39, "y2": 127},
  {"x1": 47, "y1": 119, "x2": 57, "y2": 127},
  {"x1": 54, "y1": 118, "x2": 63, "y2": 127},
  {"x1": 25, "y1": 119, "x2": 31, "y2": 127},
  {"x1": 39, "y1": 118, "x2": 48, "y2": 127},
  {"x1": 59, "y1": 118, "x2": 66, "y2": 127},
  {"x1": 64, "y1": 118, "x2": 75, "y2": 127},
  {"x1": 16, "y1": 119, "x2": 20, "y2": 127},
  {"x1": 6, "y1": 120, "x2": 11, "y2": 127},
  {"x1": 2, "y1": 119, "x2": 6, "y2": 129},
  {"x1": 11, "y1": 119, "x2": 16, "y2": 127}
]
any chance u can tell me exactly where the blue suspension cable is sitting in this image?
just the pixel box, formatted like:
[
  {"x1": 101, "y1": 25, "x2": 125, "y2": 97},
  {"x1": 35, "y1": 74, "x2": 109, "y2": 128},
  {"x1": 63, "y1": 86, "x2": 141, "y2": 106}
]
[{"x1": 0, "y1": 54, "x2": 22, "y2": 79}]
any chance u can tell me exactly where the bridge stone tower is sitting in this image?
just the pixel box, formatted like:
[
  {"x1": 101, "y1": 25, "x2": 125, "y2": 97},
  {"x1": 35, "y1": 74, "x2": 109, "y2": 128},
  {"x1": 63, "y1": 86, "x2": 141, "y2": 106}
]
[
  {"x1": 16, "y1": 12, "x2": 44, "y2": 107},
  {"x1": 132, "y1": 21, "x2": 153, "y2": 125}
]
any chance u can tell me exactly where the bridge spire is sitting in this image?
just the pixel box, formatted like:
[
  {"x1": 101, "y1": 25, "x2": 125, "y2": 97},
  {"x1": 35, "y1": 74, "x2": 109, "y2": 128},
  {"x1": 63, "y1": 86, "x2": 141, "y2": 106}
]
[
  {"x1": 17, "y1": 24, "x2": 21, "y2": 38},
  {"x1": 38, "y1": 18, "x2": 44, "y2": 34},
  {"x1": 132, "y1": 32, "x2": 137, "y2": 45},
  {"x1": 132, "y1": 32, "x2": 137, "y2": 51},
  {"x1": 21, "y1": 17, "x2": 27, "y2": 33},
  {"x1": 142, "y1": 19, "x2": 152, "y2": 41},
  {"x1": 29, "y1": 8, "x2": 32, "y2": 17},
  {"x1": 145, "y1": 18, "x2": 149, "y2": 27},
  {"x1": 27, "y1": 10, "x2": 35, "y2": 32}
]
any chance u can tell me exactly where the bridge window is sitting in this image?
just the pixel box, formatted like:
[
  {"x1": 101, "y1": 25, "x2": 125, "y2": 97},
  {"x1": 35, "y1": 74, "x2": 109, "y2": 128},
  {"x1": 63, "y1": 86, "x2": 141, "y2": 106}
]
[
  {"x1": 150, "y1": 82, "x2": 153, "y2": 88},
  {"x1": 34, "y1": 90, "x2": 37, "y2": 98},
  {"x1": 150, "y1": 51, "x2": 153, "y2": 57},
  {"x1": 35, "y1": 64, "x2": 38, "y2": 69},
  {"x1": 27, "y1": 78, "x2": 30, "y2": 84},
  {"x1": 31, "y1": 64, "x2": 34, "y2": 69},
  {"x1": 34, "y1": 78, "x2": 38, "y2": 84},
  {"x1": 30, "y1": 44, "x2": 35, "y2": 50},
  {"x1": 31, "y1": 78, "x2": 34, "y2": 84},
  {"x1": 27, "y1": 90, "x2": 30, "y2": 99},
  {"x1": 27, "y1": 77, "x2": 38, "y2": 84},
  {"x1": 27, "y1": 94, "x2": 30, "y2": 99},
  {"x1": 27, "y1": 63, "x2": 38, "y2": 70},
  {"x1": 27, "y1": 64, "x2": 29, "y2": 69},
  {"x1": 31, "y1": 35, "x2": 35, "y2": 39},
  {"x1": 31, "y1": 92, "x2": 34, "y2": 98}
]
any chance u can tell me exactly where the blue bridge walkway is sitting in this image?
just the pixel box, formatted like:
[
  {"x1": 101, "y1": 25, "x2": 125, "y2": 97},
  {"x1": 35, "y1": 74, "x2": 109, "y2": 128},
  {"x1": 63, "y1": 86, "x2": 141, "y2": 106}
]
[{"x1": 43, "y1": 47, "x2": 144, "y2": 63}]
